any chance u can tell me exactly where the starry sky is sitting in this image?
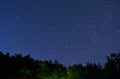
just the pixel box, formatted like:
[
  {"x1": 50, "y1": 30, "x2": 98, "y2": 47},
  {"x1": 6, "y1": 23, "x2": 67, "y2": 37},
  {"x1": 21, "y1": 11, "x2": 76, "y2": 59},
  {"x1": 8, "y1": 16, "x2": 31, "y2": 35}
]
[{"x1": 0, "y1": 0, "x2": 120, "y2": 66}]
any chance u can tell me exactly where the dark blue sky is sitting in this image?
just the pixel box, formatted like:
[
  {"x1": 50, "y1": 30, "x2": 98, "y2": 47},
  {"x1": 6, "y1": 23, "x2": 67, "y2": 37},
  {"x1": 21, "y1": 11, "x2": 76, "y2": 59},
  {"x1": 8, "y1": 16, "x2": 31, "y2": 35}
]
[{"x1": 0, "y1": 0, "x2": 120, "y2": 66}]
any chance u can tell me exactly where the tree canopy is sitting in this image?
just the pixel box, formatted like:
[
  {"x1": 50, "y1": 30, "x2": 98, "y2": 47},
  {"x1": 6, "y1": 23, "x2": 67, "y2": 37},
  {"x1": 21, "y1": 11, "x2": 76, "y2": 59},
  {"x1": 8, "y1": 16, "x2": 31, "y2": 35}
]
[{"x1": 0, "y1": 51, "x2": 119, "y2": 79}]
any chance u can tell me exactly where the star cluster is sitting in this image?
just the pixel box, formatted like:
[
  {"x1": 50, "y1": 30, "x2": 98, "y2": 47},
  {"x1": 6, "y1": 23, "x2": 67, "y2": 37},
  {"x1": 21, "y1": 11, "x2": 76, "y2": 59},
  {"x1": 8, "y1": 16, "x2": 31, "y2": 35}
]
[{"x1": 0, "y1": 0, "x2": 120, "y2": 66}]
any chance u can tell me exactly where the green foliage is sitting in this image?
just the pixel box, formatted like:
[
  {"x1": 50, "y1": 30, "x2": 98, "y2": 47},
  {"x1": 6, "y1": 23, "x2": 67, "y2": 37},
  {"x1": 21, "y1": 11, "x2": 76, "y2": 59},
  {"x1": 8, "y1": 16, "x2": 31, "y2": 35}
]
[
  {"x1": 67, "y1": 64, "x2": 86, "y2": 79},
  {"x1": 20, "y1": 67, "x2": 32, "y2": 76},
  {"x1": 36, "y1": 60, "x2": 67, "y2": 79},
  {"x1": 0, "y1": 51, "x2": 120, "y2": 79}
]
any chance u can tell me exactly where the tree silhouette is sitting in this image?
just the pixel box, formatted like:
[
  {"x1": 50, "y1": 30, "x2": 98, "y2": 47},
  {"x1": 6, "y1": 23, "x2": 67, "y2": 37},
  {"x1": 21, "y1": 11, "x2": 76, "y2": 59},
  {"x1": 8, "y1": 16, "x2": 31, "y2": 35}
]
[
  {"x1": 0, "y1": 51, "x2": 120, "y2": 79},
  {"x1": 105, "y1": 53, "x2": 120, "y2": 79},
  {"x1": 85, "y1": 62, "x2": 104, "y2": 79},
  {"x1": 0, "y1": 52, "x2": 15, "y2": 79}
]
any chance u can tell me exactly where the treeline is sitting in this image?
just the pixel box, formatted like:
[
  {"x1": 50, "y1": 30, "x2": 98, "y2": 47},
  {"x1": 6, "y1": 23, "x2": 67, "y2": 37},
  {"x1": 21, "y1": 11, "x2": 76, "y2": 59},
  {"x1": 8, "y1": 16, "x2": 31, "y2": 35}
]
[{"x1": 0, "y1": 51, "x2": 120, "y2": 79}]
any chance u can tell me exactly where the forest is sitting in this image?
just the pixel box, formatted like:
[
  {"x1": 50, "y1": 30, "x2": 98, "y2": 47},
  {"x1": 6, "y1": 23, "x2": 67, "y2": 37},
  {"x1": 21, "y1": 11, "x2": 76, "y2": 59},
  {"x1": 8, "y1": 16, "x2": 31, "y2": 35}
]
[{"x1": 0, "y1": 51, "x2": 119, "y2": 79}]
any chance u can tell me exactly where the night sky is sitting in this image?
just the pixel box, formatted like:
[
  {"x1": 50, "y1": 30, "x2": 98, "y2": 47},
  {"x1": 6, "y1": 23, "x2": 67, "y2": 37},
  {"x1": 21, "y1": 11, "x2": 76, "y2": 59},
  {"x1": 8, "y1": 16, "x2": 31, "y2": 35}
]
[{"x1": 0, "y1": 0, "x2": 120, "y2": 66}]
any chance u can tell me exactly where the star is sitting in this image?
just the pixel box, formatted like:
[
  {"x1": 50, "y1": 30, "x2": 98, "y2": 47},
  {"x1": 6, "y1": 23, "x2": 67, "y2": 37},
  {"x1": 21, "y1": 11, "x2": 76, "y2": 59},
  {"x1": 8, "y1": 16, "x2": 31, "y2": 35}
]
[
  {"x1": 94, "y1": 32, "x2": 97, "y2": 36},
  {"x1": 88, "y1": 15, "x2": 93, "y2": 19},
  {"x1": 0, "y1": 0, "x2": 120, "y2": 66},
  {"x1": 64, "y1": 39, "x2": 68, "y2": 43},
  {"x1": 65, "y1": 46, "x2": 68, "y2": 49},
  {"x1": 117, "y1": 30, "x2": 120, "y2": 33}
]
